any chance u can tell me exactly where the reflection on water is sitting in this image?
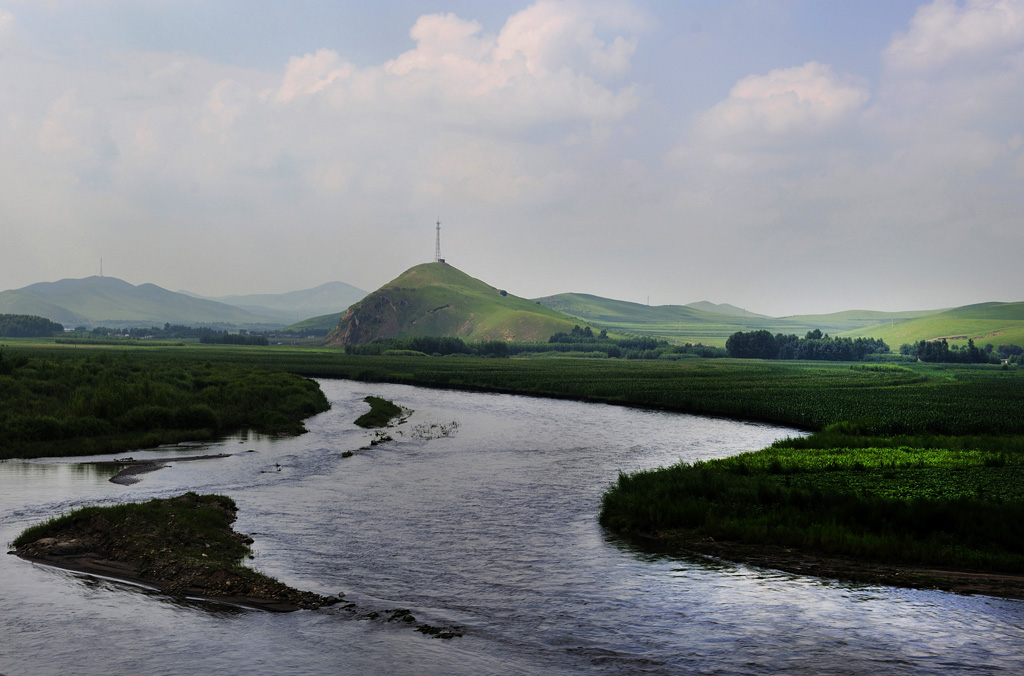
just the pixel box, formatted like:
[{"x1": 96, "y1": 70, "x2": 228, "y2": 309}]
[{"x1": 2, "y1": 379, "x2": 1022, "y2": 675}]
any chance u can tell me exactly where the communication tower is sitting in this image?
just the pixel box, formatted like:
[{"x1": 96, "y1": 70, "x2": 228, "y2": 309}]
[{"x1": 435, "y1": 218, "x2": 442, "y2": 262}]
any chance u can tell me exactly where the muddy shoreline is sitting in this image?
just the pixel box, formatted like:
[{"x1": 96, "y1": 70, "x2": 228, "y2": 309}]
[
  {"x1": 646, "y1": 532, "x2": 1024, "y2": 600},
  {"x1": 11, "y1": 549, "x2": 329, "y2": 612},
  {"x1": 88, "y1": 454, "x2": 232, "y2": 485},
  {"x1": 11, "y1": 493, "x2": 340, "y2": 612}
]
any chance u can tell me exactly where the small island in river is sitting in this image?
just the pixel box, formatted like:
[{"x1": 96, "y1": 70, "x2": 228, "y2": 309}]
[{"x1": 12, "y1": 492, "x2": 341, "y2": 612}]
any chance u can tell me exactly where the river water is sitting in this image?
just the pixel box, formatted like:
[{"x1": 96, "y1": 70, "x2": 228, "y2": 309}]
[{"x1": 2, "y1": 380, "x2": 1022, "y2": 675}]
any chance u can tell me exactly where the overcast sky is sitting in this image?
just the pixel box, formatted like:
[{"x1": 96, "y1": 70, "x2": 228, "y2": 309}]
[{"x1": 2, "y1": 0, "x2": 1022, "y2": 316}]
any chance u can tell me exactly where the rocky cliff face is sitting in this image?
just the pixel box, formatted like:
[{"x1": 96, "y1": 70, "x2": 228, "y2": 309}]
[{"x1": 326, "y1": 293, "x2": 406, "y2": 345}]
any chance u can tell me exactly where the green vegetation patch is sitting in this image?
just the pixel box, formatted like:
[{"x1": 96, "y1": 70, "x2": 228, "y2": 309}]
[
  {"x1": 14, "y1": 492, "x2": 250, "y2": 567},
  {"x1": 0, "y1": 349, "x2": 329, "y2": 459},
  {"x1": 600, "y1": 440, "x2": 1024, "y2": 574},
  {"x1": 354, "y1": 396, "x2": 408, "y2": 428}
]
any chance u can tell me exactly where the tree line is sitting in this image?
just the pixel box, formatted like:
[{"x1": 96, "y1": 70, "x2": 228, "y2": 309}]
[
  {"x1": 899, "y1": 339, "x2": 1022, "y2": 364},
  {"x1": 726, "y1": 329, "x2": 890, "y2": 361},
  {"x1": 344, "y1": 335, "x2": 510, "y2": 358},
  {"x1": 0, "y1": 314, "x2": 64, "y2": 337}
]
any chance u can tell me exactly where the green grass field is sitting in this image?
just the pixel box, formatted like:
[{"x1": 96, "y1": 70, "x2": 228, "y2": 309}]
[{"x1": 5, "y1": 342, "x2": 1022, "y2": 435}]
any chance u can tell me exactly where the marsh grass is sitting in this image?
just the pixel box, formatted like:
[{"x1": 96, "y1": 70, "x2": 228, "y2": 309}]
[
  {"x1": 0, "y1": 350, "x2": 329, "y2": 459},
  {"x1": 600, "y1": 444, "x2": 1024, "y2": 572}
]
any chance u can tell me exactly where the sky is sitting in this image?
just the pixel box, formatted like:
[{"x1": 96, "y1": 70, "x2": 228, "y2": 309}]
[{"x1": 1, "y1": 0, "x2": 1022, "y2": 316}]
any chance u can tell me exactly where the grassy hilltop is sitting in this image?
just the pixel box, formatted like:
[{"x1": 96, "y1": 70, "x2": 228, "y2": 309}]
[{"x1": 325, "y1": 262, "x2": 581, "y2": 345}]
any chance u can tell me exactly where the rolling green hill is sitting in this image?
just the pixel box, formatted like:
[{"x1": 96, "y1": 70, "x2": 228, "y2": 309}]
[
  {"x1": 686, "y1": 301, "x2": 771, "y2": 318},
  {"x1": 0, "y1": 277, "x2": 274, "y2": 329},
  {"x1": 534, "y1": 293, "x2": 948, "y2": 346},
  {"x1": 842, "y1": 302, "x2": 1024, "y2": 347},
  {"x1": 325, "y1": 263, "x2": 581, "y2": 345}
]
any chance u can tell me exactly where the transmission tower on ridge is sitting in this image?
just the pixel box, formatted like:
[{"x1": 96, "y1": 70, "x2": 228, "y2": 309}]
[{"x1": 434, "y1": 217, "x2": 442, "y2": 263}]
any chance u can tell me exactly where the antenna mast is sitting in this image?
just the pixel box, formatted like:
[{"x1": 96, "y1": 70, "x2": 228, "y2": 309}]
[{"x1": 435, "y1": 217, "x2": 441, "y2": 262}]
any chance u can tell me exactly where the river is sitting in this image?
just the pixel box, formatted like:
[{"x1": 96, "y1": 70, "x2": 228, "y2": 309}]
[{"x1": 2, "y1": 380, "x2": 1022, "y2": 675}]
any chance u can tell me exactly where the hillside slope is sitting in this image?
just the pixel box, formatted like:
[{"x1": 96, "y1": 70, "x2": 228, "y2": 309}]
[
  {"x1": 535, "y1": 293, "x2": 948, "y2": 346},
  {"x1": 843, "y1": 302, "x2": 1024, "y2": 347},
  {"x1": 326, "y1": 263, "x2": 580, "y2": 345}
]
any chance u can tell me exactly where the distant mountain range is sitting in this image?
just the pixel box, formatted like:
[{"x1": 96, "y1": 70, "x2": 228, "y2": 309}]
[
  {"x1": 3, "y1": 272, "x2": 1022, "y2": 348},
  {"x1": 0, "y1": 277, "x2": 367, "y2": 329}
]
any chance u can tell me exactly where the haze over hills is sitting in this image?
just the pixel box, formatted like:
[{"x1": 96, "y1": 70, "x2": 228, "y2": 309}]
[
  {"x1": 0, "y1": 277, "x2": 277, "y2": 328},
  {"x1": 0, "y1": 277, "x2": 368, "y2": 330},
  {"x1": 180, "y1": 281, "x2": 367, "y2": 325},
  {"x1": 3, "y1": 272, "x2": 1021, "y2": 349},
  {"x1": 326, "y1": 262, "x2": 581, "y2": 346}
]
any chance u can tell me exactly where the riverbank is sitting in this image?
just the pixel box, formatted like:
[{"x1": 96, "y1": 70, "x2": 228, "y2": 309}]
[
  {"x1": 643, "y1": 532, "x2": 1024, "y2": 599},
  {"x1": 12, "y1": 493, "x2": 341, "y2": 612},
  {"x1": 601, "y1": 441, "x2": 1024, "y2": 599}
]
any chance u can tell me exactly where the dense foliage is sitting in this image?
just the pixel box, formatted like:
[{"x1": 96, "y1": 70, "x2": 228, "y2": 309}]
[
  {"x1": 726, "y1": 329, "x2": 889, "y2": 361},
  {"x1": 0, "y1": 350, "x2": 329, "y2": 459},
  {"x1": 899, "y1": 338, "x2": 1005, "y2": 364},
  {"x1": 0, "y1": 314, "x2": 64, "y2": 337}
]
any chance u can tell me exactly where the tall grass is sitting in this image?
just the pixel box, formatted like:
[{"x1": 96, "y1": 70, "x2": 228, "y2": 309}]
[
  {"x1": 0, "y1": 350, "x2": 329, "y2": 459},
  {"x1": 600, "y1": 444, "x2": 1024, "y2": 572}
]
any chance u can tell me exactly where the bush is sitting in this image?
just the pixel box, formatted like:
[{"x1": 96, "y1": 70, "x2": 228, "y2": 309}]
[
  {"x1": 121, "y1": 405, "x2": 176, "y2": 431},
  {"x1": 175, "y1": 404, "x2": 220, "y2": 431}
]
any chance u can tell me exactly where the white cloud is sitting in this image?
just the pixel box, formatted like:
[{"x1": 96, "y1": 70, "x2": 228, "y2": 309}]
[
  {"x1": 494, "y1": 0, "x2": 638, "y2": 77},
  {"x1": 271, "y1": 49, "x2": 354, "y2": 103},
  {"x1": 0, "y1": 8, "x2": 15, "y2": 43},
  {"x1": 693, "y1": 62, "x2": 869, "y2": 144},
  {"x1": 201, "y1": 79, "x2": 250, "y2": 138},
  {"x1": 265, "y1": 1, "x2": 641, "y2": 129},
  {"x1": 886, "y1": 0, "x2": 1024, "y2": 71}
]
